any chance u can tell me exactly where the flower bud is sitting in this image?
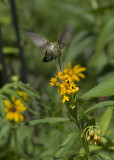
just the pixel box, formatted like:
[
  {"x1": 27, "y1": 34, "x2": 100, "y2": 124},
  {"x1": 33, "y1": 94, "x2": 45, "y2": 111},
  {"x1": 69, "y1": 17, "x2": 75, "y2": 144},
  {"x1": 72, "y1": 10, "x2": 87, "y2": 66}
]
[
  {"x1": 81, "y1": 134, "x2": 84, "y2": 138},
  {"x1": 94, "y1": 135, "x2": 98, "y2": 141},
  {"x1": 98, "y1": 130, "x2": 102, "y2": 135},
  {"x1": 89, "y1": 130, "x2": 94, "y2": 136},
  {"x1": 97, "y1": 137, "x2": 101, "y2": 142},
  {"x1": 87, "y1": 136, "x2": 91, "y2": 141},
  {"x1": 67, "y1": 90, "x2": 71, "y2": 94}
]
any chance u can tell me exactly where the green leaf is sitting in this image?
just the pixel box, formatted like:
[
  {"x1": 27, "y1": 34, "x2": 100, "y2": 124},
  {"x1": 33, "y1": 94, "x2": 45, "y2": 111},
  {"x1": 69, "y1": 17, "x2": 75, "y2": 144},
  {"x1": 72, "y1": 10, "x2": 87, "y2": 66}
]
[
  {"x1": 80, "y1": 116, "x2": 95, "y2": 130},
  {"x1": 3, "y1": 82, "x2": 40, "y2": 99},
  {"x1": 109, "y1": 146, "x2": 114, "y2": 150},
  {"x1": 28, "y1": 117, "x2": 71, "y2": 125},
  {"x1": 57, "y1": 3, "x2": 94, "y2": 22},
  {"x1": 81, "y1": 78, "x2": 114, "y2": 99},
  {"x1": 64, "y1": 31, "x2": 94, "y2": 64},
  {"x1": 89, "y1": 17, "x2": 114, "y2": 67},
  {"x1": 3, "y1": 47, "x2": 19, "y2": 54},
  {"x1": 98, "y1": 71, "x2": 114, "y2": 83},
  {"x1": 12, "y1": 117, "x2": 71, "y2": 128},
  {"x1": 68, "y1": 154, "x2": 84, "y2": 160},
  {"x1": 91, "y1": 154, "x2": 112, "y2": 160},
  {"x1": 79, "y1": 146, "x2": 103, "y2": 154},
  {"x1": 54, "y1": 132, "x2": 78, "y2": 160},
  {"x1": 0, "y1": 97, "x2": 6, "y2": 118},
  {"x1": 0, "y1": 15, "x2": 11, "y2": 25},
  {"x1": 101, "y1": 107, "x2": 113, "y2": 135},
  {"x1": 80, "y1": 101, "x2": 114, "y2": 119}
]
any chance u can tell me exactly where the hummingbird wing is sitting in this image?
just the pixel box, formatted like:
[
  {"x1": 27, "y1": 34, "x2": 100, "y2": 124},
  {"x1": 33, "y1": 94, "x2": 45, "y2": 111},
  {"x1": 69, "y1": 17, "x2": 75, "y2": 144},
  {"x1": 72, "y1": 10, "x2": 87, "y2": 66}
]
[
  {"x1": 57, "y1": 25, "x2": 73, "y2": 49},
  {"x1": 25, "y1": 31, "x2": 50, "y2": 51}
]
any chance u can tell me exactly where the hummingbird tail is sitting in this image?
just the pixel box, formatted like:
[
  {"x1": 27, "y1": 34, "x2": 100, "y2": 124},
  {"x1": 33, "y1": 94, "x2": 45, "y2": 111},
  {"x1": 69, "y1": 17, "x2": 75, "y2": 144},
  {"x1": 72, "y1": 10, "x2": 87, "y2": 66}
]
[{"x1": 42, "y1": 56, "x2": 54, "y2": 62}]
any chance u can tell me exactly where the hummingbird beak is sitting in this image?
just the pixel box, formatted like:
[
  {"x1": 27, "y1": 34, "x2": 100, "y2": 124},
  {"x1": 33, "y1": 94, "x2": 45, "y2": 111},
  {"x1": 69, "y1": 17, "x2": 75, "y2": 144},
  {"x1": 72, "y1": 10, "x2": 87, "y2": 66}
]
[{"x1": 57, "y1": 57, "x2": 61, "y2": 71}]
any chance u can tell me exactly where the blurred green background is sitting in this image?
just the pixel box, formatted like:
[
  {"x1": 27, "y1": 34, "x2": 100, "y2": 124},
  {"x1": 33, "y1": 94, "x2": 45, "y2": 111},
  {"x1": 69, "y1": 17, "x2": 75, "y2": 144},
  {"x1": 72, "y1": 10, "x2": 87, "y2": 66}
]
[{"x1": 0, "y1": 0, "x2": 114, "y2": 159}]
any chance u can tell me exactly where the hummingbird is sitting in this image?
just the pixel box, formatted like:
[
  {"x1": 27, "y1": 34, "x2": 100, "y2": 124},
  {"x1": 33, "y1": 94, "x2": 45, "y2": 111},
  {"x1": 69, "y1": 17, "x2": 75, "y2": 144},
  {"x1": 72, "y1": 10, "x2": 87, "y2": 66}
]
[{"x1": 25, "y1": 26, "x2": 73, "y2": 70}]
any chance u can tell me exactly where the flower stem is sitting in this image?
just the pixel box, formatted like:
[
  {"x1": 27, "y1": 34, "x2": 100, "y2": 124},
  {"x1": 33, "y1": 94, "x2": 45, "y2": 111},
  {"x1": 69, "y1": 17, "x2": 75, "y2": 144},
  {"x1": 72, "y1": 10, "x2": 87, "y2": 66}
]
[
  {"x1": 13, "y1": 128, "x2": 18, "y2": 160},
  {"x1": 68, "y1": 101, "x2": 90, "y2": 159},
  {"x1": 75, "y1": 117, "x2": 90, "y2": 160}
]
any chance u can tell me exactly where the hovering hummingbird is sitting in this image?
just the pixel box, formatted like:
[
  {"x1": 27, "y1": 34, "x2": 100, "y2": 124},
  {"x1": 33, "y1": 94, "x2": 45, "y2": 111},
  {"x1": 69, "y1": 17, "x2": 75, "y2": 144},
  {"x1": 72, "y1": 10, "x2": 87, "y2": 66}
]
[{"x1": 25, "y1": 26, "x2": 73, "y2": 70}]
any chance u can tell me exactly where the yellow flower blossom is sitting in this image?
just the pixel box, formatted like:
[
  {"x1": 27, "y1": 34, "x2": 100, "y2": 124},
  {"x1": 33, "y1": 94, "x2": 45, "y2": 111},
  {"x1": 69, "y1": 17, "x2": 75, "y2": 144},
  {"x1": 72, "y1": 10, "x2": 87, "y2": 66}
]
[
  {"x1": 4, "y1": 96, "x2": 27, "y2": 123},
  {"x1": 55, "y1": 82, "x2": 60, "y2": 87},
  {"x1": 64, "y1": 69, "x2": 68, "y2": 74},
  {"x1": 50, "y1": 63, "x2": 86, "y2": 103},
  {"x1": 16, "y1": 90, "x2": 28, "y2": 101},
  {"x1": 50, "y1": 78, "x2": 57, "y2": 86},
  {"x1": 62, "y1": 95, "x2": 69, "y2": 103},
  {"x1": 58, "y1": 71, "x2": 63, "y2": 77},
  {"x1": 67, "y1": 89, "x2": 72, "y2": 94}
]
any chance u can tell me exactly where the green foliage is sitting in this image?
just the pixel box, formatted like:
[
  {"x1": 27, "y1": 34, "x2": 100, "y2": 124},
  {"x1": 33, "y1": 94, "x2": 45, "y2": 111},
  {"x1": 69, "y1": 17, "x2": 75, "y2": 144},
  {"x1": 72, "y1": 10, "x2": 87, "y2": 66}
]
[
  {"x1": 0, "y1": 0, "x2": 114, "y2": 159},
  {"x1": 80, "y1": 101, "x2": 114, "y2": 119},
  {"x1": 0, "y1": 81, "x2": 40, "y2": 117},
  {"x1": 81, "y1": 78, "x2": 114, "y2": 99},
  {"x1": 0, "y1": 96, "x2": 6, "y2": 118},
  {"x1": 100, "y1": 107, "x2": 113, "y2": 135},
  {"x1": 54, "y1": 132, "x2": 78, "y2": 160},
  {"x1": 3, "y1": 47, "x2": 19, "y2": 55},
  {"x1": 13, "y1": 117, "x2": 71, "y2": 128}
]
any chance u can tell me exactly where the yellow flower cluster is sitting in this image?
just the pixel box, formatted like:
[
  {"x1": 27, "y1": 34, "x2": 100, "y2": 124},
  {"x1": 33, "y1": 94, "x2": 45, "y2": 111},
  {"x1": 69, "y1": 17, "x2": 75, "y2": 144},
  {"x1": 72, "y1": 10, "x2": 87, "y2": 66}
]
[
  {"x1": 50, "y1": 63, "x2": 86, "y2": 103},
  {"x1": 4, "y1": 96, "x2": 27, "y2": 123}
]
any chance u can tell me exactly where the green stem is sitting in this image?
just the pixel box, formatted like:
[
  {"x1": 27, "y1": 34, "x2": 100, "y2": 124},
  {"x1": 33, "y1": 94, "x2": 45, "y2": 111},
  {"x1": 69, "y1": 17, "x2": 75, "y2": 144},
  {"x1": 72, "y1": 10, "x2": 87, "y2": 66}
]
[
  {"x1": 68, "y1": 99, "x2": 91, "y2": 160},
  {"x1": 75, "y1": 117, "x2": 90, "y2": 160},
  {"x1": 13, "y1": 128, "x2": 18, "y2": 160}
]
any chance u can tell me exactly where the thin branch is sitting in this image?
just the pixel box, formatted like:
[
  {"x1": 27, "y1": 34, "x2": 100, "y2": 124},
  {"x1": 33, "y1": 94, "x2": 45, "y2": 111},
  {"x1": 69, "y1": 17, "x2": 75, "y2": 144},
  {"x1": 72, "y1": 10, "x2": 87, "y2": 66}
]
[
  {"x1": 0, "y1": 26, "x2": 7, "y2": 85},
  {"x1": 9, "y1": 0, "x2": 28, "y2": 83}
]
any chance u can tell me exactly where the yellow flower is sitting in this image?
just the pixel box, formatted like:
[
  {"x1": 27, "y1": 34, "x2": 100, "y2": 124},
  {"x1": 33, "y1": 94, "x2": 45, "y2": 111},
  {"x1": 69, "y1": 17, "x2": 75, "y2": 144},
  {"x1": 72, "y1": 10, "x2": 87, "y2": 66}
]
[
  {"x1": 64, "y1": 74, "x2": 72, "y2": 82},
  {"x1": 60, "y1": 90, "x2": 67, "y2": 96},
  {"x1": 71, "y1": 87, "x2": 79, "y2": 94},
  {"x1": 62, "y1": 95, "x2": 69, "y2": 103},
  {"x1": 64, "y1": 69, "x2": 68, "y2": 74},
  {"x1": 55, "y1": 82, "x2": 60, "y2": 87},
  {"x1": 50, "y1": 63, "x2": 86, "y2": 103},
  {"x1": 73, "y1": 65, "x2": 86, "y2": 79},
  {"x1": 4, "y1": 96, "x2": 27, "y2": 123},
  {"x1": 67, "y1": 89, "x2": 72, "y2": 94},
  {"x1": 57, "y1": 71, "x2": 63, "y2": 77},
  {"x1": 16, "y1": 90, "x2": 28, "y2": 101},
  {"x1": 50, "y1": 78, "x2": 57, "y2": 86},
  {"x1": 72, "y1": 74, "x2": 80, "y2": 81}
]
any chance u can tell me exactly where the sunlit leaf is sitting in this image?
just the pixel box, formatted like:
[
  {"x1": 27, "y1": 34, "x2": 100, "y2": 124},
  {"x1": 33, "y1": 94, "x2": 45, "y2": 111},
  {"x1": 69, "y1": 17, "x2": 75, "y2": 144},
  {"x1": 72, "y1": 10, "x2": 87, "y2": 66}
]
[
  {"x1": 80, "y1": 101, "x2": 114, "y2": 119},
  {"x1": 28, "y1": 117, "x2": 71, "y2": 125},
  {"x1": 12, "y1": 117, "x2": 71, "y2": 128},
  {"x1": 81, "y1": 78, "x2": 114, "y2": 99}
]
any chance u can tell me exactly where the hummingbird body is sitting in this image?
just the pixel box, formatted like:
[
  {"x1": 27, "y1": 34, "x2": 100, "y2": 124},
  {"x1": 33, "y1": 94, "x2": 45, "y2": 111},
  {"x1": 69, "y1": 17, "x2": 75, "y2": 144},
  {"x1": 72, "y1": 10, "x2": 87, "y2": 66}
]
[
  {"x1": 43, "y1": 42, "x2": 61, "y2": 63},
  {"x1": 25, "y1": 26, "x2": 73, "y2": 70}
]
